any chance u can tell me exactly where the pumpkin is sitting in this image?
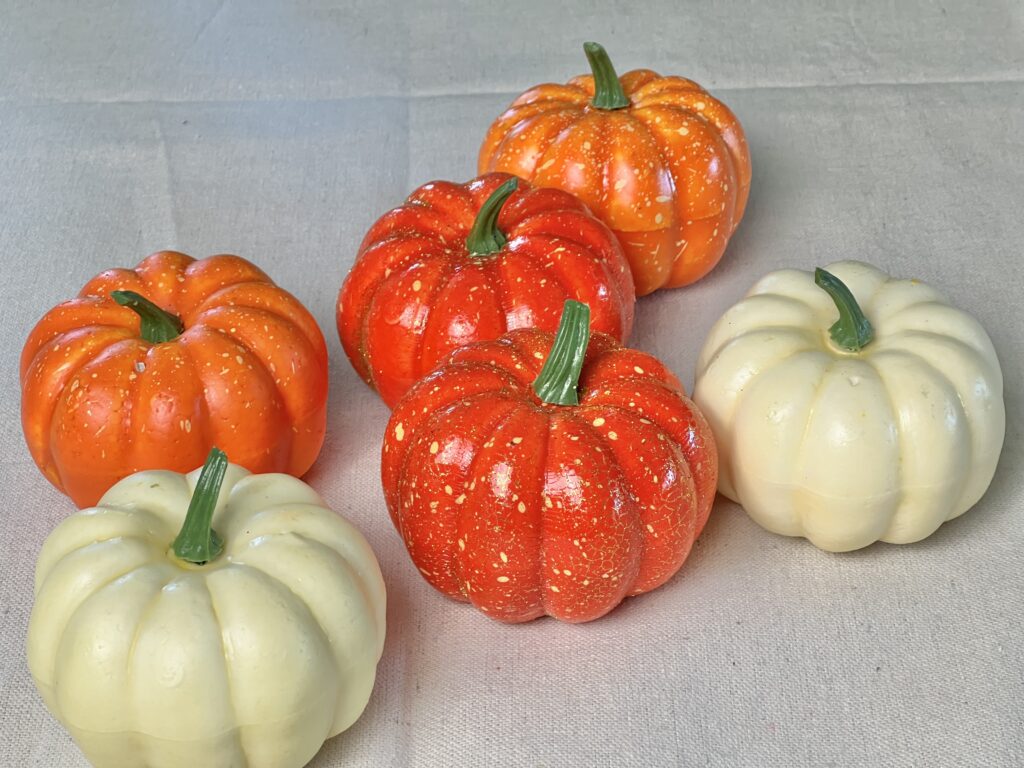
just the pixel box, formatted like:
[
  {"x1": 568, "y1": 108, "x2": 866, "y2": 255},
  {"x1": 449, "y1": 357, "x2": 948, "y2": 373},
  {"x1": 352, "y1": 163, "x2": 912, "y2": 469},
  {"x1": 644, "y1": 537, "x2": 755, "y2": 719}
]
[
  {"x1": 337, "y1": 173, "x2": 635, "y2": 408},
  {"x1": 27, "y1": 449, "x2": 386, "y2": 768},
  {"x1": 693, "y1": 261, "x2": 1005, "y2": 551},
  {"x1": 21, "y1": 250, "x2": 329, "y2": 508},
  {"x1": 382, "y1": 300, "x2": 717, "y2": 623},
  {"x1": 479, "y1": 42, "x2": 751, "y2": 296}
]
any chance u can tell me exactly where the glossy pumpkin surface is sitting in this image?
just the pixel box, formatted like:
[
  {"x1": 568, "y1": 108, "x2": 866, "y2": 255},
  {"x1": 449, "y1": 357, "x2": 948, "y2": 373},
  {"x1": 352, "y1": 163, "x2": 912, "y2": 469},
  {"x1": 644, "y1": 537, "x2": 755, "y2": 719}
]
[
  {"x1": 21, "y1": 250, "x2": 329, "y2": 507},
  {"x1": 479, "y1": 43, "x2": 751, "y2": 295},
  {"x1": 337, "y1": 173, "x2": 635, "y2": 408},
  {"x1": 382, "y1": 301, "x2": 717, "y2": 623}
]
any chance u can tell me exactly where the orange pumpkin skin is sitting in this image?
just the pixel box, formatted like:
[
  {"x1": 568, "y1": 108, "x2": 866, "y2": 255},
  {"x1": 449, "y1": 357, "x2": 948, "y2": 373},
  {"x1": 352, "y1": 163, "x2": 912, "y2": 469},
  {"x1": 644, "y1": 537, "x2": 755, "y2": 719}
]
[
  {"x1": 381, "y1": 320, "x2": 717, "y2": 624},
  {"x1": 478, "y1": 46, "x2": 751, "y2": 296},
  {"x1": 20, "y1": 251, "x2": 329, "y2": 508},
  {"x1": 337, "y1": 173, "x2": 635, "y2": 408}
]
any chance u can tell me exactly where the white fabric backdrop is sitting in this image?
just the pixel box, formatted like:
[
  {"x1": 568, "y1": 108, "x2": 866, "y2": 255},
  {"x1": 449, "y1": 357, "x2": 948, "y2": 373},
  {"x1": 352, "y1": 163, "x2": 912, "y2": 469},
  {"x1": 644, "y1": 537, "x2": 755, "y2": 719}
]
[{"x1": 1, "y1": 1, "x2": 1021, "y2": 766}]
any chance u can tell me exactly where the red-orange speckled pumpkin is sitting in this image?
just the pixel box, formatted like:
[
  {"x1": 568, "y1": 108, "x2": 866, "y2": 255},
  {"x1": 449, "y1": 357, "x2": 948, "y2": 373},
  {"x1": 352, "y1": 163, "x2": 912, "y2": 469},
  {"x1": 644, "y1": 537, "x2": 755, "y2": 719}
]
[
  {"x1": 20, "y1": 251, "x2": 329, "y2": 507},
  {"x1": 382, "y1": 300, "x2": 717, "y2": 623},
  {"x1": 479, "y1": 42, "x2": 751, "y2": 296},
  {"x1": 337, "y1": 173, "x2": 635, "y2": 408}
]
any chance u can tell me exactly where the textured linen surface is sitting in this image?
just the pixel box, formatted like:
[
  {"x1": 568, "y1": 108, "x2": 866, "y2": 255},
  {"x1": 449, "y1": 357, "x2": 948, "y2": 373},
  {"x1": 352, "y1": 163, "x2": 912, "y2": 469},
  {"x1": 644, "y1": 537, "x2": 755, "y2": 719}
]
[{"x1": 1, "y1": 1, "x2": 1022, "y2": 766}]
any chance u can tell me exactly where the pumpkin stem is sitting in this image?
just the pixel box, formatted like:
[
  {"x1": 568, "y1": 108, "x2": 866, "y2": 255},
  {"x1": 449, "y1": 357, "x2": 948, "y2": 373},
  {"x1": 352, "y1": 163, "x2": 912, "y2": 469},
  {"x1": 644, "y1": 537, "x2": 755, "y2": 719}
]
[
  {"x1": 814, "y1": 268, "x2": 875, "y2": 352},
  {"x1": 584, "y1": 42, "x2": 630, "y2": 110},
  {"x1": 533, "y1": 300, "x2": 591, "y2": 406},
  {"x1": 172, "y1": 448, "x2": 228, "y2": 565},
  {"x1": 466, "y1": 177, "x2": 518, "y2": 256},
  {"x1": 112, "y1": 290, "x2": 184, "y2": 344}
]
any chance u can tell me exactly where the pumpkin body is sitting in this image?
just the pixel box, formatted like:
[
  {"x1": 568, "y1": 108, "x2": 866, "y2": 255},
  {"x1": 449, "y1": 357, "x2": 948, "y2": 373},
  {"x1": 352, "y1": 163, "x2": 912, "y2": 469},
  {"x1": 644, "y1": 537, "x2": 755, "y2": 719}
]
[
  {"x1": 27, "y1": 462, "x2": 386, "y2": 768},
  {"x1": 693, "y1": 261, "x2": 1005, "y2": 551},
  {"x1": 21, "y1": 251, "x2": 329, "y2": 507},
  {"x1": 337, "y1": 173, "x2": 635, "y2": 407},
  {"x1": 382, "y1": 326, "x2": 717, "y2": 623},
  {"x1": 479, "y1": 65, "x2": 750, "y2": 295}
]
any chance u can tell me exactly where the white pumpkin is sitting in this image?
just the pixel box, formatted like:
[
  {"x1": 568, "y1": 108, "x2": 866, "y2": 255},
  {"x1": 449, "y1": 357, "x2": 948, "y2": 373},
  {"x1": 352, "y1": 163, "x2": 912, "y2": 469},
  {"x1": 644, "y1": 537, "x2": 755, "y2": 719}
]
[
  {"x1": 28, "y1": 450, "x2": 386, "y2": 768},
  {"x1": 694, "y1": 261, "x2": 1004, "y2": 552}
]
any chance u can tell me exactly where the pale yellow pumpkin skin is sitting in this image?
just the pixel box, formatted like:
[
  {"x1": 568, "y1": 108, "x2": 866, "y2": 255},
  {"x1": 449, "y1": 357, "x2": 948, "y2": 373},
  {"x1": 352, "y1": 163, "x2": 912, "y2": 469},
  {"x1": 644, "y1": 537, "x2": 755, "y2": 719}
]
[
  {"x1": 694, "y1": 261, "x2": 1005, "y2": 552},
  {"x1": 28, "y1": 463, "x2": 386, "y2": 768}
]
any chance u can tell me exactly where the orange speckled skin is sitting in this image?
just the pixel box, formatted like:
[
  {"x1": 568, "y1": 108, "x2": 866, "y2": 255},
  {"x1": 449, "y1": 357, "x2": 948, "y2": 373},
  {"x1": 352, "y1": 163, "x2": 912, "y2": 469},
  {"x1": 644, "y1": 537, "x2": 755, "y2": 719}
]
[
  {"x1": 20, "y1": 251, "x2": 329, "y2": 508},
  {"x1": 478, "y1": 70, "x2": 751, "y2": 295},
  {"x1": 337, "y1": 173, "x2": 635, "y2": 408},
  {"x1": 382, "y1": 327, "x2": 717, "y2": 624}
]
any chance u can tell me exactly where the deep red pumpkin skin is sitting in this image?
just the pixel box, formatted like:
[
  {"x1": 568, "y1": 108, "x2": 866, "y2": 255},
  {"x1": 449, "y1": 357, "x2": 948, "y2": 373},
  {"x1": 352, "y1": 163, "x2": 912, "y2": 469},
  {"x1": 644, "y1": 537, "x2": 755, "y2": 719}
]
[
  {"x1": 337, "y1": 173, "x2": 635, "y2": 408},
  {"x1": 382, "y1": 327, "x2": 717, "y2": 624}
]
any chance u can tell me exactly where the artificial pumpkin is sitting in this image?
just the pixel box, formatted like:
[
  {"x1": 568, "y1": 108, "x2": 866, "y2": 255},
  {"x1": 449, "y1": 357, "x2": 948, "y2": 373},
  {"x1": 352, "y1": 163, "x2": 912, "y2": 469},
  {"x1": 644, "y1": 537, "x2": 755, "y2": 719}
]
[
  {"x1": 693, "y1": 261, "x2": 1005, "y2": 552},
  {"x1": 479, "y1": 42, "x2": 751, "y2": 296},
  {"x1": 21, "y1": 250, "x2": 329, "y2": 508},
  {"x1": 337, "y1": 173, "x2": 635, "y2": 408},
  {"x1": 382, "y1": 300, "x2": 717, "y2": 623},
  {"x1": 27, "y1": 449, "x2": 386, "y2": 768}
]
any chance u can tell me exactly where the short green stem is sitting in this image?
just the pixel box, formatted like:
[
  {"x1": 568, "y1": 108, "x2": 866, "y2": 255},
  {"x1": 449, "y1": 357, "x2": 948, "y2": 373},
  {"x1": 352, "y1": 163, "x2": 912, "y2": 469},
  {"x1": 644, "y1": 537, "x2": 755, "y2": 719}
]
[
  {"x1": 466, "y1": 177, "x2": 518, "y2": 256},
  {"x1": 112, "y1": 290, "x2": 184, "y2": 344},
  {"x1": 172, "y1": 448, "x2": 228, "y2": 565},
  {"x1": 584, "y1": 42, "x2": 630, "y2": 110},
  {"x1": 814, "y1": 268, "x2": 875, "y2": 352},
  {"x1": 533, "y1": 300, "x2": 591, "y2": 406}
]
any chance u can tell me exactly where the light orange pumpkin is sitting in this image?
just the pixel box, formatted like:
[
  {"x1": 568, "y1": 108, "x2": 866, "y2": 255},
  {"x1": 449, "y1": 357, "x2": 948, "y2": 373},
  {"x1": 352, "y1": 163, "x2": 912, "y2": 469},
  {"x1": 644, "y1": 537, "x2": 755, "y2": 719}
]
[
  {"x1": 479, "y1": 42, "x2": 751, "y2": 295},
  {"x1": 20, "y1": 250, "x2": 329, "y2": 507}
]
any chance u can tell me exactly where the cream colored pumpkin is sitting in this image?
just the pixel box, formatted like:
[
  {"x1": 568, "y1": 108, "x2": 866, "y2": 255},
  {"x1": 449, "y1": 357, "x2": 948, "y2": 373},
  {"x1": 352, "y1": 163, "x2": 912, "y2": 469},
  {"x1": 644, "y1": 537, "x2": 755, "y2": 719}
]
[
  {"x1": 694, "y1": 260, "x2": 1004, "y2": 552},
  {"x1": 27, "y1": 457, "x2": 386, "y2": 768}
]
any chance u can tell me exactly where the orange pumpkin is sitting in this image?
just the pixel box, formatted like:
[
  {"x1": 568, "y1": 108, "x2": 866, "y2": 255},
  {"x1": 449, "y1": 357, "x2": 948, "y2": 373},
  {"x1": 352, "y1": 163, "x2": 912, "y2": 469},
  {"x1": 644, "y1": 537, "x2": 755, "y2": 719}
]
[
  {"x1": 479, "y1": 42, "x2": 751, "y2": 295},
  {"x1": 20, "y1": 251, "x2": 329, "y2": 507}
]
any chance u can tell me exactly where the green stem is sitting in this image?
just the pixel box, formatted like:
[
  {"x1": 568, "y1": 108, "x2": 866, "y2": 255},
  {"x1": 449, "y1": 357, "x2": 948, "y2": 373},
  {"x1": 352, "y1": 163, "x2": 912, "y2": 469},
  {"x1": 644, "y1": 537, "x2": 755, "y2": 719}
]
[
  {"x1": 112, "y1": 290, "x2": 184, "y2": 344},
  {"x1": 814, "y1": 268, "x2": 875, "y2": 352},
  {"x1": 533, "y1": 300, "x2": 591, "y2": 406},
  {"x1": 584, "y1": 42, "x2": 630, "y2": 110},
  {"x1": 172, "y1": 448, "x2": 228, "y2": 565},
  {"x1": 466, "y1": 177, "x2": 518, "y2": 256}
]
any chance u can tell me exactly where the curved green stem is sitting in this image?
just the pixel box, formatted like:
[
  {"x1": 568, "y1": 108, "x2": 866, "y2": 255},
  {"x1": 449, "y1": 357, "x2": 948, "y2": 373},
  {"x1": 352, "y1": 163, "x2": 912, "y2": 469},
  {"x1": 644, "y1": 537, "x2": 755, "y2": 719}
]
[
  {"x1": 112, "y1": 290, "x2": 184, "y2": 344},
  {"x1": 584, "y1": 42, "x2": 630, "y2": 110},
  {"x1": 466, "y1": 177, "x2": 518, "y2": 256},
  {"x1": 533, "y1": 300, "x2": 591, "y2": 406},
  {"x1": 172, "y1": 448, "x2": 228, "y2": 565},
  {"x1": 814, "y1": 268, "x2": 874, "y2": 352}
]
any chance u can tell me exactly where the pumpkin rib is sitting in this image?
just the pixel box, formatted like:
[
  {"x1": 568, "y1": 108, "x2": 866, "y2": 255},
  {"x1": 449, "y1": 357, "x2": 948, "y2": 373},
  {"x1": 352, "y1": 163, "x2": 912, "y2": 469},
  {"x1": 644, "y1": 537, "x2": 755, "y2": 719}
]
[
  {"x1": 382, "y1": 363, "x2": 525, "y2": 514},
  {"x1": 509, "y1": 84, "x2": 590, "y2": 108},
  {"x1": 271, "y1": 531, "x2": 384, "y2": 635},
  {"x1": 509, "y1": 109, "x2": 589, "y2": 177},
  {"x1": 535, "y1": 412, "x2": 556, "y2": 618},
  {"x1": 569, "y1": 406, "x2": 651, "y2": 598},
  {"x1": 191, "y1": 282, "x2": 325, "y2": 353},
  {"x1": 409, "y1": 181, "x2": 476, "y2": 228},
  {"x1": 199, "y1": 577, "x2": 246, "y2": 751},
  {"x1": 411, "y1": 261, "x2": 465, "y2": 384},
  {"x1": 20, "y1": 303, "x2": 138, "y2": 378},
  {"x1": 209, "y1": 564, "x2": 340, "y2": 728},
  {"x1": 576, "y1": 404, "x2": 692, "y2": 595},
  {"x1": 872, "y1": 349, "x2": 975, "y2": 511},
  {"x1": 364, "y1": 250, "x2": 452, "y2": 388},
  {"x1": 36, "y1": 334, "x2": 140, "y2": 487},
  {"x1": 123, "y1": 572, "x2": 167, "y2": 732},
  {"x1": 178, "y1": 327, "x2": 292, "y2": 470},
  {"x1": 193, "y1": 304, "x2": 324, "y2": 427},
  {"x1": 228, "y1": 546, "x2": 356, "y2": 675},
  {"x1": 513, "y1": 232, "x2": 628, "y2": 339},
  {"x1": 455, "y1": 401, "x2": 529, "y2": 606},
  {"x1": 343, "y1": 236, "x2": 450, "y2": 384},
  {"x1": 631, "y1": 106, "x2": 737, "y2": 287},
  {"x1": 633, "y1": 103, "x2": 736, "y2": 221}
]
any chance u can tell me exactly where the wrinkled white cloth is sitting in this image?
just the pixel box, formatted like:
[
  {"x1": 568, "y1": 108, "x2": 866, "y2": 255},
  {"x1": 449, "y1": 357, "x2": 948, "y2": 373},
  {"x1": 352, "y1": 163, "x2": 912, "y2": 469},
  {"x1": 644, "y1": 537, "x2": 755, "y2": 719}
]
[{"x1": 1, "y1": 1, "x2": 1021, "y2": 766}]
